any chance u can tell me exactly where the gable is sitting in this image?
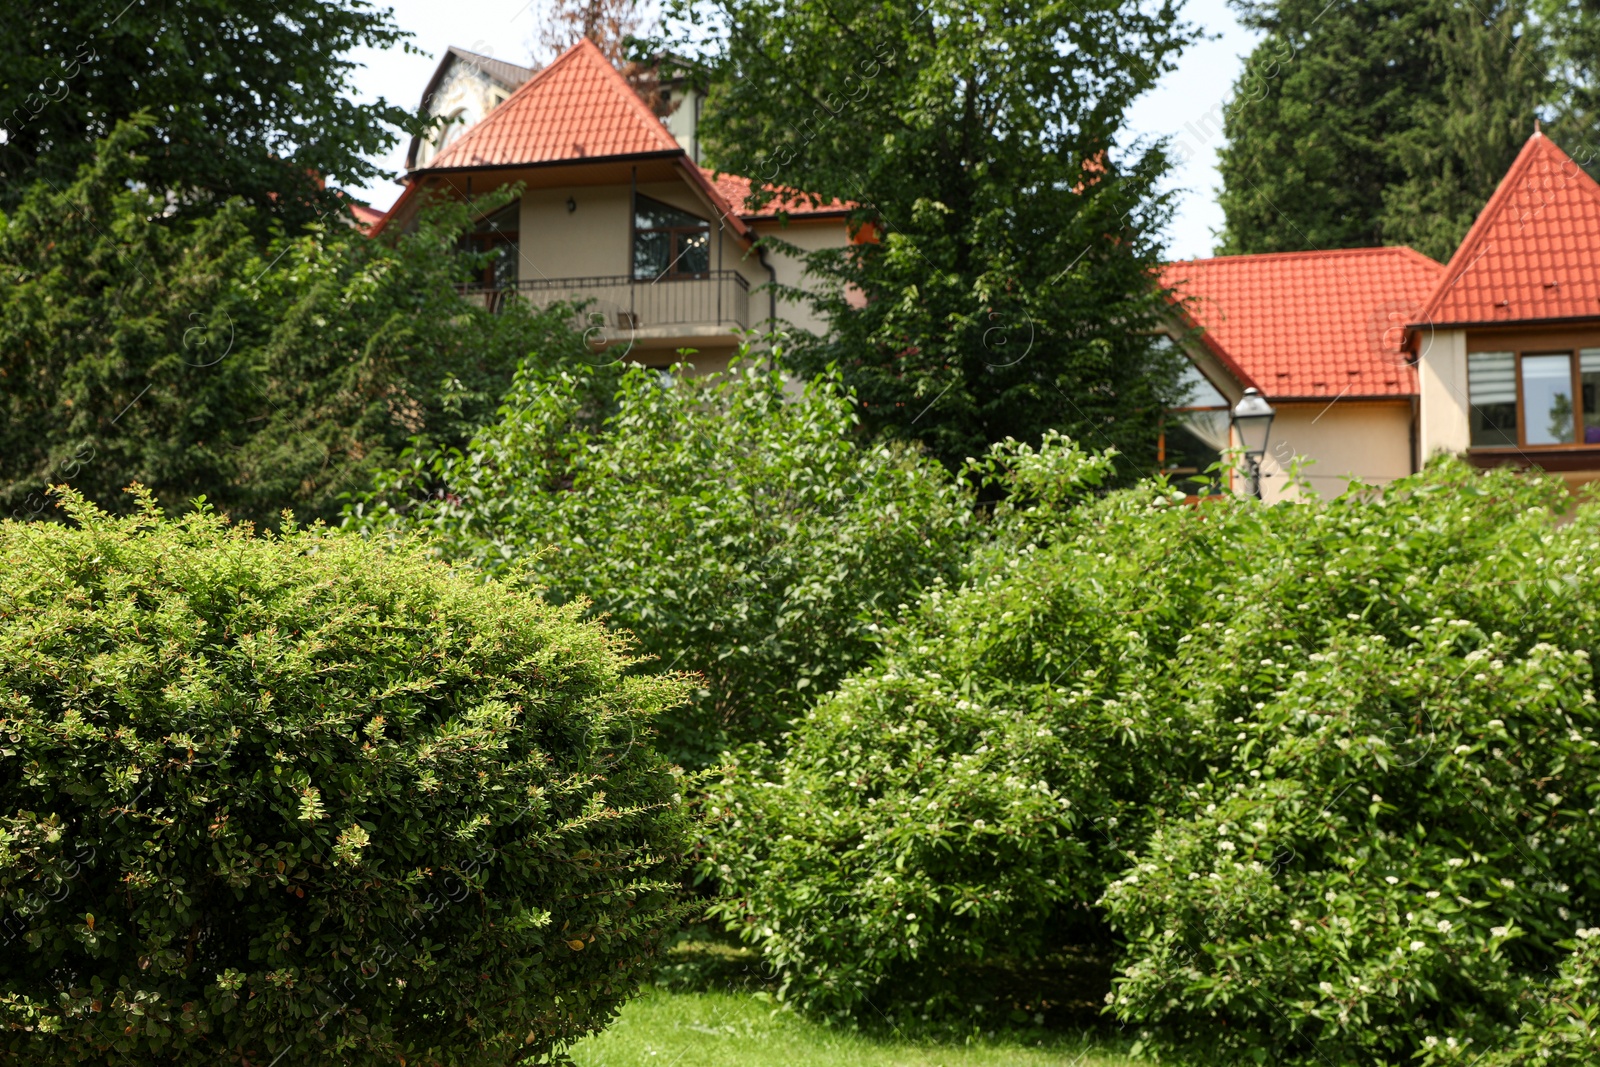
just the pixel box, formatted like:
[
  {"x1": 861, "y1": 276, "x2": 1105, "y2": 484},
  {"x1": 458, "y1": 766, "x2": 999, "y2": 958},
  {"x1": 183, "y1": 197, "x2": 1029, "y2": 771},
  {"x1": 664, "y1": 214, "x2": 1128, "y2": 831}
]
[
  {"x1": 420, "y1": 39, "x2": 681, "y2": 171},
  {"x1": 1415, "y1": 132, "x2": 1600, "y2": 328}
]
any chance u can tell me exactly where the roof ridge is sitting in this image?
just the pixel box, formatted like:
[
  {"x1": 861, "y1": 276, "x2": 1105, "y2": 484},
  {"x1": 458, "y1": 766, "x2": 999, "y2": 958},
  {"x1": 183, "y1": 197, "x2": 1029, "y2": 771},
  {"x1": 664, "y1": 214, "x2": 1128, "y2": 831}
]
[
  {"x1": 1167, "y1": 246, "x2": 1437, "y2": 269},
  {"x1": 1413, "y1": 132, "x2": 1600, "y2": 324}
]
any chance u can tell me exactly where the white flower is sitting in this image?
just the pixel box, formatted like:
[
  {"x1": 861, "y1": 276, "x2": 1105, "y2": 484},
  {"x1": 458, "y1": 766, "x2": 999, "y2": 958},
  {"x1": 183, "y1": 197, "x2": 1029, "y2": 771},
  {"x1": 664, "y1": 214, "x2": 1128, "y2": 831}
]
[
  {"x1": 1218, "y1": 840, "x2": 1236, "y2": 852},
  {"x1": 1500, "y1": 879, "x2": 1515, "y2": 889},
  {"x1": 1385, "y1": 876, "x2": 1399, "y2": 885},
  {"x1": 1427, "y1": 891, "x2": 1440, "y2": 899},
  {"x1": 1425, "y1": 1036, "x2": 1439, "y2": 1048},
  {"x1": 1547, "y1": 794, "x2": 1563, "y2": 805},
  {"x1": 1490, "y1": 927, "x2": 1508, "y2": 938},
  {"x1": 1447, "y1": 858, "x2": 1465, "y2": 868},
  {"x1": 1318, "y1": 982, "x2": 1334, "y2": 994},
  {"x1": 1410, "y1": 940, "x2": 1426, "y2": 951},
  {"x1": 1104, "y1": 993, "x2": 1116, "y2": 1005},
  {"x1": 1487, "y1": 719, "x2": 1503, "y2": 728},
  {"x1": 1437, "y1": 919, "x2": 1453, "y2": 934},
  {"x1": 1579, "y1": 928, "x2": 1596, "y2": 941},
  {"x1": 1453, "y1": 745, "x2": 1473, "y2": 755}
]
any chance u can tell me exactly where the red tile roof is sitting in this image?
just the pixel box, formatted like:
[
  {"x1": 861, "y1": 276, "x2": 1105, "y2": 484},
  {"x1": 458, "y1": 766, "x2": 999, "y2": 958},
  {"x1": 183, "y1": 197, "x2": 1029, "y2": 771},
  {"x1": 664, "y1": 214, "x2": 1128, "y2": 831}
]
[
  {"x1": 1414, "y1": 131, "x2": 1600, "y2": 328},
  {"x1": 701, "y1": 168, "x2": 853, "y2": 220},
  {"x1": 420, "y1": 39, "x2": 680, "y2": 171},
  {"x1": 1161, "y1": 247, "x2": 1442, "y2": 399},
  {"x1": 348, "y1": 202, "x2": 386, "y2": 229}
]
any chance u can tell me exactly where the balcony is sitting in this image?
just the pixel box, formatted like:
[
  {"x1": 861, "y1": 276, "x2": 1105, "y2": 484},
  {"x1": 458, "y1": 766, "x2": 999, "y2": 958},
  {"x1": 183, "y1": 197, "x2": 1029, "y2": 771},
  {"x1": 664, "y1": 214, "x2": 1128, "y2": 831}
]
[{"x1": 459, "y1": 271, "x2": 751, "y2": 345}]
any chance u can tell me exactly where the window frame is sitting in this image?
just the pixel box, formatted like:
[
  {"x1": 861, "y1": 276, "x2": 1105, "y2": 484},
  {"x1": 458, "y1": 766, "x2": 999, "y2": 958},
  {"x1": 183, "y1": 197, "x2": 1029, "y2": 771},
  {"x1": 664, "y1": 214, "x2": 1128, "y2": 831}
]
[
  {"x1": 631, "y1": 194, "x2": 712, "y2": 282},
  {"x1": 1468, "y1": 347, "x2": 1600, "y2": 450},
  {"x1": 461, "y1": 201, "x2": 520, "y2": 291},
  {"x1": 1158, "y1": 357, "x2": 1233, "y2": 495}
]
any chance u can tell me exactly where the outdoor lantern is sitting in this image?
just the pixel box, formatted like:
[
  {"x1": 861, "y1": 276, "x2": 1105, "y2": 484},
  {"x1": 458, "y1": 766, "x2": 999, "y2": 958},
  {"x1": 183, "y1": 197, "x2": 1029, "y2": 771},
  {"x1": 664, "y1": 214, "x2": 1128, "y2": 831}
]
[{"x1": 1230, "y1": 386, "x2": 1276, "y2": 499}]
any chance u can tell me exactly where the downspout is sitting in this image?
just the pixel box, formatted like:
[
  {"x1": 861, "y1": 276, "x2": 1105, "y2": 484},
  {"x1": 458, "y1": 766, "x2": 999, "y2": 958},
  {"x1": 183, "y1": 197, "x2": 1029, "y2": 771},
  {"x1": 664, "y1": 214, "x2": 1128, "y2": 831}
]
[
  {"x1": 630, "y1": 166, "x2": 637, "y2": 328},
  {"x1": 1409, "y1": 393, "x2": 1420, "y2": 475}
]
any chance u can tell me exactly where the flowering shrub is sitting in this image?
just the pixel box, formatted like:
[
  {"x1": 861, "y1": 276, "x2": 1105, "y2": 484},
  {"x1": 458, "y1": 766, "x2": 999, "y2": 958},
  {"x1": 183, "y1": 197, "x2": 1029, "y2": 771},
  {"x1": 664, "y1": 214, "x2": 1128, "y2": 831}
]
[
  {"x1": 347, "y1": 352, "x2": 972, "y2": 766},
  {"x1": 1418, "y1": 934, "x2": 1600, "y2": 1065},
  {"x1": 707, "y1": 458, "x2": 1600, "y2": 1063},
  {"x1": 0, "y1": 489, "x2": 693, "y2": 1065}
]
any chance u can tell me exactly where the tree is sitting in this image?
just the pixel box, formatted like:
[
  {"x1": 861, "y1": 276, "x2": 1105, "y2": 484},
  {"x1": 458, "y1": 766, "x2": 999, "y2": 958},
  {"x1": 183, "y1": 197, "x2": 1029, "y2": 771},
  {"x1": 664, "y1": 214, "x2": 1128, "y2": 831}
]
[
  {"x1": 0, "y1": 0, "x2": 416, "y2": 229},
  {"x1": 1217, "y1": 0, "x2": 1548, "y2": 261},
  {"x1": 539, "y1": 0, "x2": 651, "y2": 66},
  {"x1": 345, "y1": 353, "x2": 975, "y2": 767},
  {"x1": 0, "y1": 121, "x2": 594, "y2": 528},
  {"x1": 664, "y1": 0, "x2": 1194, "y2": 475}
]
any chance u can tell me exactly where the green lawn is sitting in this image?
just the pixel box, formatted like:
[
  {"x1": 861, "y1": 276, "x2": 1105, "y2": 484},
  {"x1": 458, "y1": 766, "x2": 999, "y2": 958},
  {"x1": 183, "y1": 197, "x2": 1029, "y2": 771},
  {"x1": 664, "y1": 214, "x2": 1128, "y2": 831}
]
[{"x1": 569, "y1": 990, "x2": 1142, "y2": 1067}]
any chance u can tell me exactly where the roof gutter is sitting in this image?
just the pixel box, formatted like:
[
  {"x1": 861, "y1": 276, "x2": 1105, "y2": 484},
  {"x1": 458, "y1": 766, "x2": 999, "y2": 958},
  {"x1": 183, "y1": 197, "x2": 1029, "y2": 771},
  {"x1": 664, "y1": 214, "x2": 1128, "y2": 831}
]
[{"x1": 414, "y1": 149, "x2": 685, "y2": 177}]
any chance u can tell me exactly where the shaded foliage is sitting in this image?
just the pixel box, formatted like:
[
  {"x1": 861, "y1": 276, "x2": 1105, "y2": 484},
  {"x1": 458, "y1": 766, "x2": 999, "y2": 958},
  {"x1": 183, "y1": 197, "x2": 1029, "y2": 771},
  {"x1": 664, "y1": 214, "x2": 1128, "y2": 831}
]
[{"x1": 0, "y1": 122, "x2": 593, "y2": 528}]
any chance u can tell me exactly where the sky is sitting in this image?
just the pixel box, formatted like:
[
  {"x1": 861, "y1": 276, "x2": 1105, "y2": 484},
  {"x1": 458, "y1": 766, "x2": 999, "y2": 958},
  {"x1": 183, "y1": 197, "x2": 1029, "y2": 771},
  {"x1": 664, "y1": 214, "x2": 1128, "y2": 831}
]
[{"x1": 346, "y1": 0, "x2": 1262, "y2": 261}]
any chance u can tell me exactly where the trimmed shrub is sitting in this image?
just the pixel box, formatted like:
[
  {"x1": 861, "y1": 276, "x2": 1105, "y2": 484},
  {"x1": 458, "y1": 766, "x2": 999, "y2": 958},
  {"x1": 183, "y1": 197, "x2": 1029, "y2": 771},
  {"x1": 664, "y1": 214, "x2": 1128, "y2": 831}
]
[
  {"x1": 707, "y1": 459, "x2": 1600, "y2": 1065},
  {"x1": 0, "y1": 489, "x2": 693, "y2": 1065},
  {"x1": 346, "y1": 353, "x2": 973, "y2": 766}
]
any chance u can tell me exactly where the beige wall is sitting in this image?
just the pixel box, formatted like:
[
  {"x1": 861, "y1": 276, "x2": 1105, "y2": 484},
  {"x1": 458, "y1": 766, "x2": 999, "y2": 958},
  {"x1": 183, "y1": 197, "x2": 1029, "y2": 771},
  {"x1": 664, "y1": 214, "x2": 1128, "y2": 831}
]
[
  {"x1": 1417, "y1": 327, "x2": 1471, "y2": 461},
  {"x1": 517, "y1": 184, "x2": 632, "y2": 279},
  {"x1": 1254, "y1": 401, "x2": 1415, "y2": 502},
  {"x1": 752, "y1": 218, "x2": 851, "y2": 339}
]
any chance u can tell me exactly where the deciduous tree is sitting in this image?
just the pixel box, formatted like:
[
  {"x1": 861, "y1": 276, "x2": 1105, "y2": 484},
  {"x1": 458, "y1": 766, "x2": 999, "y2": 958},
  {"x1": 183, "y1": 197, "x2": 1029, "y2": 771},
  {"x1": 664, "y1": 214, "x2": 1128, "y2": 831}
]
[{"x1": 664, "y1": 0, "x2": 1193, "y2": 474}]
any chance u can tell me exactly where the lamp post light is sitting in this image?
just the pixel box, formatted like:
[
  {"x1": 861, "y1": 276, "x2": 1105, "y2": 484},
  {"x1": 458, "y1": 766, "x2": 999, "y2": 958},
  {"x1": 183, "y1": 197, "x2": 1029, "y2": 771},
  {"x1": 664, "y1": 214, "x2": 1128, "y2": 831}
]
[{"x1": 1230, "y1": 387, "x2": 1276, "y2": 500}]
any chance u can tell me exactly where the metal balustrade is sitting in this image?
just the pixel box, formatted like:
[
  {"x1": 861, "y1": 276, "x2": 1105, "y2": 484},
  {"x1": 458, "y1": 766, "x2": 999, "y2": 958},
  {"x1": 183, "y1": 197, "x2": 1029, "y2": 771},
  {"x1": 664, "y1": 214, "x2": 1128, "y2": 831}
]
[{"x1": 458, "y1": 271, "x2": 751, "y2": 332}]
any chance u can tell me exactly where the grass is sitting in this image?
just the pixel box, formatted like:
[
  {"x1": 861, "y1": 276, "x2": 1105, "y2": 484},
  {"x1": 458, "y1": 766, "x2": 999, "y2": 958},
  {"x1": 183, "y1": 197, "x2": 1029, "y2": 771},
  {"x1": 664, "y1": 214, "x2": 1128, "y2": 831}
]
[{"x1": 568, "y1": 989, "x2": 1143, "y2": 1067}]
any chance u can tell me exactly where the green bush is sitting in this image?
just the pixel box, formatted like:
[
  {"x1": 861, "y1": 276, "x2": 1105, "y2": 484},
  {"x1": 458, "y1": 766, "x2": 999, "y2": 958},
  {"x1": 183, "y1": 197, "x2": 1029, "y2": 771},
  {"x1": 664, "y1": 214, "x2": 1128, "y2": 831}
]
[
  {"x1": 0, "y1": 489, "x2": 693, "y2": 1065},
  {"x1": 1418, "y1": 935, "x2": 1600, "y2": 1065},
  {"x1": 707, "y1": 458, "x2": 1600, "y2": 1064},
  {"x1": 346, "y1": 353, "x2": 973, "y2": 767}
]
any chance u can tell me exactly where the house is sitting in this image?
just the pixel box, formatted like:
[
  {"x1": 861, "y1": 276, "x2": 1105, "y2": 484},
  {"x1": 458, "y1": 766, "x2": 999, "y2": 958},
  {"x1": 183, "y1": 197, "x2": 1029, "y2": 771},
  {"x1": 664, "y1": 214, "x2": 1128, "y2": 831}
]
[
  {"x1": 406, "y1": 47, "x2": 539, "y2": 171},
  {"x1": 1409, "y1": 129, "x2": 1600, "y2": 491},
  {"x1": 374, "y1": 39, "x2": 853, "y2": 372},
  {"x1": 1159, "y1": 248, "x2": 1441, "y2": 500},
  {"x1": 1162, "y1": 128, "x2": 1600, "y2": 499}
]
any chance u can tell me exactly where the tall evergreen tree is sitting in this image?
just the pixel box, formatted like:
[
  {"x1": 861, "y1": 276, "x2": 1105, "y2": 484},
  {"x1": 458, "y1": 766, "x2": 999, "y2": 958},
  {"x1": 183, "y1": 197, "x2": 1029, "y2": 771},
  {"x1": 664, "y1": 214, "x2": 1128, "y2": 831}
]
[
  {"x1": 1217, "y1": 0, "x2": 1547, "y2": 262},
  {"x1": 665, "y1": 0, "x2": 1194, "y2": 475}
]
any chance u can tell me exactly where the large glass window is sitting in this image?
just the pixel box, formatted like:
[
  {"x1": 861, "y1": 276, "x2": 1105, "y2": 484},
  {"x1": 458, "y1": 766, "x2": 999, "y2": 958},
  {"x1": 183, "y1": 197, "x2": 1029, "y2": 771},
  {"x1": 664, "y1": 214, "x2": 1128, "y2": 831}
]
[
  {"x1": 461, "y1": 200, "x2": 519, "y2": 290},
  {"x1": 633, "y1": 195, "x2": 711, "y2": 280},
  {"x1": 1467, "y1": 352, "x2": 1517, "y2": 447},
  {"x1": 1581, "y1": 350, "x2": 1600, "y2": 444},
  {"x1": 1467, "y1": 347, "x2": 1600, "y2": 449},
  {"x1": 1160, "y1": 359, "x2": 1230, "y2": 494}
]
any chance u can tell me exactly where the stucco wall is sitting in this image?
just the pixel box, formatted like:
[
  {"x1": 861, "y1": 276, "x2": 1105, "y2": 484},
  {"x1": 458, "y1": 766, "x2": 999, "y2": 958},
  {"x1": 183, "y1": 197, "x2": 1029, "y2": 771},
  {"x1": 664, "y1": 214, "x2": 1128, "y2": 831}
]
[
  {"x1": 1417, "y1": 327, "x2": 1470, "y2": 460},
  {"x1": 753, "y1": 218, "x2": 851, "y2": 339},
  {"x1": 1255, "y1": 401, "x2": 1415, "y2": 502},
  {"x1": 517, "y1": 185, "x2": 632, "y2": 280}
]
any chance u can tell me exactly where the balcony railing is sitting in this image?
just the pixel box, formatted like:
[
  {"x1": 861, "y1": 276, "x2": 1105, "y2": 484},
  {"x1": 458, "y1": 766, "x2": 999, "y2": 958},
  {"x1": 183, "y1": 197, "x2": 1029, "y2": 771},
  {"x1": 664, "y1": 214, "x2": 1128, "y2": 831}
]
[{"x1": 459, "y1": 271, "x2": 750, "y2": 333}]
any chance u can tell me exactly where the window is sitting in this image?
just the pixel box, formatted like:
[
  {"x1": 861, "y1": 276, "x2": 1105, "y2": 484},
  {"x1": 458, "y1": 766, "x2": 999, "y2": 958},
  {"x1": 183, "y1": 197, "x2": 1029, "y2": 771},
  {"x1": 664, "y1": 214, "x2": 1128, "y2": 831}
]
[
  {"x1": 1468, "y1": 348, "x2": 1600, "y2": 448},
  {"x1": 633, "y1": 195, "x2": 711, "y2": 280},
  {"x1": 1160, "y1": 358, "x2": 1230, "y2": 494},
  {"x1": 461, "y1": 201, "x2": 519, "y2": 290},
  {"x1": 435, "y1": 107, "x2": 473, "y2": 154}
]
